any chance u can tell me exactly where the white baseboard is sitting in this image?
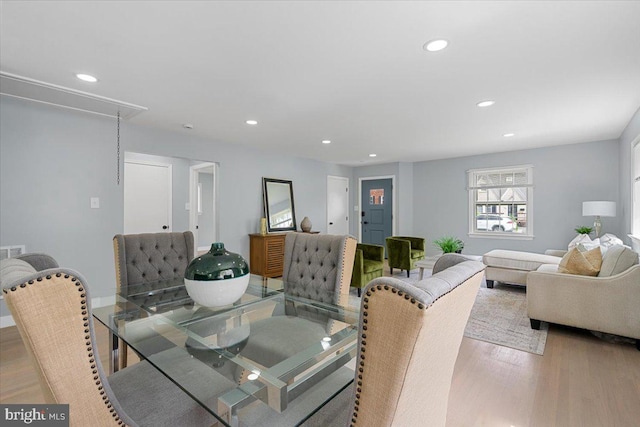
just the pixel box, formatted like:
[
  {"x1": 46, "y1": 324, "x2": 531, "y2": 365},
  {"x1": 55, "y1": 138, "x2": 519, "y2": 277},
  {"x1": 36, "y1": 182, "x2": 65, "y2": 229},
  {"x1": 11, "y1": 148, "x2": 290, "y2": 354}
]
[{"x1": 1, "y1": 295, "x2": 116, "y2": 329}]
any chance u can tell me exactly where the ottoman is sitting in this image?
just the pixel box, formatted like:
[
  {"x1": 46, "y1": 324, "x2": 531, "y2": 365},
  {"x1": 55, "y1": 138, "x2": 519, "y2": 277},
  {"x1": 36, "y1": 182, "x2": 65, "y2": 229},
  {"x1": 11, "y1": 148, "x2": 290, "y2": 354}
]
[{"x1": 482, "y1": 249, "x2": 561, "y2": 288}]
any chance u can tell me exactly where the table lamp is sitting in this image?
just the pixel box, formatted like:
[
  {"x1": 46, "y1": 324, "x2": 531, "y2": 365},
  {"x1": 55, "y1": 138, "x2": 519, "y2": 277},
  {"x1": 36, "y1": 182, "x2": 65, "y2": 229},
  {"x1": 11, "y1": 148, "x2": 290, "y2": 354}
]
[{"x1": 582, "y1": 201, "x2": 616, "y2": 237}]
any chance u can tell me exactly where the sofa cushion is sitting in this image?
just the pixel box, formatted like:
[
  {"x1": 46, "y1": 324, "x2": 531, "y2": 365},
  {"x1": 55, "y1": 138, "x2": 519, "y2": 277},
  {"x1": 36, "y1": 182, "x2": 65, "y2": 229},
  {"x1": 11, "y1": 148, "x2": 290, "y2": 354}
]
[
  {"x1": 362, "y1": 259, "x2": 383, "y2": 274},
  {"x1": 558, "y1": 247, "x2": 602, "y2": 276},
  {"x1": 483, "y1": 249, "x2": 561, "y2": 271},
  {"x1": 598, "y1": 245, "x2": 639, "y2": 277},
  {"x1": 0, "y1": 258, "x2": 37, "y2": 287},
  {"x1": 410, "y1": 249, "x2": 424, "y2": 259}
]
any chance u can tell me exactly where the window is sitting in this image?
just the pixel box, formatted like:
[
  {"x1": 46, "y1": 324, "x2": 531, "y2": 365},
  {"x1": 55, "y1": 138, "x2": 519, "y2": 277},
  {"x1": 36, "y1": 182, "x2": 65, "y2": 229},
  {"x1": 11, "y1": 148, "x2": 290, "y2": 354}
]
[{"x1": 468, "y1": 165, "x2": 533, "y2": 237}]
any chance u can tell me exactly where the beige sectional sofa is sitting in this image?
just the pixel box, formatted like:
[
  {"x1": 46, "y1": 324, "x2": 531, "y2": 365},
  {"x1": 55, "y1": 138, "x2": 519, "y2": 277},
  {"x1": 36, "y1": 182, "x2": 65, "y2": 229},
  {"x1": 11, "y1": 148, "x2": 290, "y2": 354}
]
[{"x1": 526, "y1": 245, "x2": 640, "y2": 350}]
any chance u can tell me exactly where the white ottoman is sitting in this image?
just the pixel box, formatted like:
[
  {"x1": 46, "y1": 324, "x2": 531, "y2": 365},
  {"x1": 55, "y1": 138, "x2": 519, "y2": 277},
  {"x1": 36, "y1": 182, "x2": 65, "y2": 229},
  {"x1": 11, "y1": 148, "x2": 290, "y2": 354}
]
[{"x1": 482, "y1": 249, "x2": 561, "y2": 288}]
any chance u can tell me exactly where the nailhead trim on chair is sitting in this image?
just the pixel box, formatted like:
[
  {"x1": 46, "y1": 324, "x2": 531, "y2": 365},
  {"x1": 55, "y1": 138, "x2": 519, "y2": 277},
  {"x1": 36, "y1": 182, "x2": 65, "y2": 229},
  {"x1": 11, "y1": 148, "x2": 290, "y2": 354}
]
[
  {"x1": 4, "y1": 273, "x2": 129, "y2": 426},
  {"x1": 350, "y1": 283, "x2": 429, "y2": 426}
]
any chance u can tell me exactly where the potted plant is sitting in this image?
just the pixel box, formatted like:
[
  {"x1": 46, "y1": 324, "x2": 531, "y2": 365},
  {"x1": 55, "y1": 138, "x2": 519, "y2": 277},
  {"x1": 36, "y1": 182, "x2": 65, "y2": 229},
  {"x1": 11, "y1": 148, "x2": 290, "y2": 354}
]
[
  {"x1": 434, "y1": 236, "x2": 464, "y2": 254},
  {"x1": 574, "y1": 226, "x2": 593, "y2": 235}
]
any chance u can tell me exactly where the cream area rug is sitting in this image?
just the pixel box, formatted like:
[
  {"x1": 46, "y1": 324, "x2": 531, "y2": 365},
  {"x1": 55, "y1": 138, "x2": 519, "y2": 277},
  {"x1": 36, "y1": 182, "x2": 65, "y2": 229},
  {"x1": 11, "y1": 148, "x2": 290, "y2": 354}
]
[{"x1": 349, "y1": 268, "x2": 548, "y2": 355}]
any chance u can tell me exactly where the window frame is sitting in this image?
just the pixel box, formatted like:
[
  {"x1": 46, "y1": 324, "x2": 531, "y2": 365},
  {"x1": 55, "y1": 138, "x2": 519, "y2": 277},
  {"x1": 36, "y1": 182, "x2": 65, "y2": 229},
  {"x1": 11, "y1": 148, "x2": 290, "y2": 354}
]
[
  {"x1": 632, "y1": 138, "x2": 640, "y2": 236},
  {"x1": 468, "y1": 164, "x2": 534, "y2": 240}
]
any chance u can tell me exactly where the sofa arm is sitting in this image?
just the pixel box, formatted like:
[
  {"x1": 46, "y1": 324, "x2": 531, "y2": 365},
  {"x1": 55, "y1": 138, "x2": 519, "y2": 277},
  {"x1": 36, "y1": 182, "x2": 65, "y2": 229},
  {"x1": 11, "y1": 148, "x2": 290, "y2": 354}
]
[
  {"x1": 527, "y1": 265, "x2": 640, "y2": 339},
  {"x1": 544, "y1": 249, "x2": 567, "y2": 257}
]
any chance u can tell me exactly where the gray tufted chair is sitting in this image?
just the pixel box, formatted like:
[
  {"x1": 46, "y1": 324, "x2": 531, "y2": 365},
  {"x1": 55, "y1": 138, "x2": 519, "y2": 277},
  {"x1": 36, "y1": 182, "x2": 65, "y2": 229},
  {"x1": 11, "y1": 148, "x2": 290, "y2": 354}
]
[
  {"x1": 282, "y1": 232, "x2": 357, "y2": 305},
  {"x1": 112, "y1": 231, "x2": 195, "y2": 368},
  {"x1": 236, "y1": 233, "x2": 357, "y2": 372}
]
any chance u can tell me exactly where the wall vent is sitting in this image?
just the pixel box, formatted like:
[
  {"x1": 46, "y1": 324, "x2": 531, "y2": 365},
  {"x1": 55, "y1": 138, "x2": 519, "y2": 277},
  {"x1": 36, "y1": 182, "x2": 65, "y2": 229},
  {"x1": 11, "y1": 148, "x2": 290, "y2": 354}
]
[{"x1": 0, "y1": 245, "x2": 26, "y2": 261}]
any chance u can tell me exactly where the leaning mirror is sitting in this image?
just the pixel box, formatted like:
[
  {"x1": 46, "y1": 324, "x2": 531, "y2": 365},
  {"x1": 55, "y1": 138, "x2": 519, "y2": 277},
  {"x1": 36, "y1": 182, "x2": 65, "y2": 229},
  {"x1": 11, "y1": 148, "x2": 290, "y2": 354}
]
[{"x1": 263, "y1": 178, "x2": 297, "y2": 232}]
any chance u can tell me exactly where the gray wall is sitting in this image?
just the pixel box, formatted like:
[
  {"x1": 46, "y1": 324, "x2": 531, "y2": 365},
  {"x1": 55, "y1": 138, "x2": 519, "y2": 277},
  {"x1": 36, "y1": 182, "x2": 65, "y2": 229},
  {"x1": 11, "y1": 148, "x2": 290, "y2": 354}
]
[
  {"x1": 412, "y1": 140, "x2": 621, "y2": 256},
  {"x1": 0, "y1": 97, "x2": 351, "y2": 318},
  {"x1": 618, "y1": 106, "x2": 640, "y2": 241}
]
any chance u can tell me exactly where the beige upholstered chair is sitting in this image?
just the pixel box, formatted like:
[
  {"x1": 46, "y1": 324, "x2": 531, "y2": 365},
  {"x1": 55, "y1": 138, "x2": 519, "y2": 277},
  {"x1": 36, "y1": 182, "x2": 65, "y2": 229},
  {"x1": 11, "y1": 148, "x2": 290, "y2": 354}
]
[
  {"x1": 112, "y1": 231, "x2": 195, "y2": 368},
  {"x1": 3, "y1": 267, "x2": 216, "y2": 426},
  {"x1": 305, "y1": 254, "x2": 485, "y2": 427}
]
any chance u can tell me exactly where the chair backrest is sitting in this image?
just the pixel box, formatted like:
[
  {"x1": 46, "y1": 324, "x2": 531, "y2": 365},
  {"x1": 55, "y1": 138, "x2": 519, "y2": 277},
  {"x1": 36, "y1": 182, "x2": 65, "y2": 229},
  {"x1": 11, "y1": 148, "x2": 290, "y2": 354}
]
[
  {"x1": 113, "y1": 232, "x2": 194, "y2": 295},
  {"x1": 3, "y1": 269, "x2": 137, "y2": 427},
  {"x1": 282, "y1": 233, "x2": 357, "y2": 304},
  {"x1": 351, "y1": 257, "x2": 485, "y2": 426}
]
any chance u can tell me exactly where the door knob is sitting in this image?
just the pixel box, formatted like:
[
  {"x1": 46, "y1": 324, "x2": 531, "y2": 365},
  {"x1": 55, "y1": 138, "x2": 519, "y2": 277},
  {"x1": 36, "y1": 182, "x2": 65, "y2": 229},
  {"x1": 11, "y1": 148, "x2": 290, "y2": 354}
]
[
  {"x1": 363, "y1": 221, "x2": 369, "y2": 224},
  {"x1": 329, "y1": 222, "x2": 334, "y2": 225},
  {"x1": 162, "y1": 225, "x2": 168, "y2": 230}
]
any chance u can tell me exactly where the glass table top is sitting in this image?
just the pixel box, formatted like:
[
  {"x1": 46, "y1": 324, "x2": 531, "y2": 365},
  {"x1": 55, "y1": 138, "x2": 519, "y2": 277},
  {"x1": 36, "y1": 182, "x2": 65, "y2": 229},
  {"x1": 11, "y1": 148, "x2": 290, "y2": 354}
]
[{"x1": 93, "y1": 275, "x2": 359, "y2": 426}]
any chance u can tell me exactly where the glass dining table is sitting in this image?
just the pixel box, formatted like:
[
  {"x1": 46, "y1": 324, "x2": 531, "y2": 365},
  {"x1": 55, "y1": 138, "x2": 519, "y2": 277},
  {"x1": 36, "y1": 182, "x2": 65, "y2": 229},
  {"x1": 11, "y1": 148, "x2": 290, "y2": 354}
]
[{"x1": 93, "y1": 275, "x2": 359, "y2": 427}]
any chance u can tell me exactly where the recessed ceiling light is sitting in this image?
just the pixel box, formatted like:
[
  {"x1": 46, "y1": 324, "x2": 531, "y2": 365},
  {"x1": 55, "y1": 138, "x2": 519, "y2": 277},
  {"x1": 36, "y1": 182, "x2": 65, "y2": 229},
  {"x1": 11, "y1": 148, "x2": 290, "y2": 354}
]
[
  {"x1": 76, "y1": 73, "x2": 98, "y2": 83},
  {"x1": 183, "y1": 123, "x2": 194, "y2": 129},
  {"x1": 503, "y1": 133, "x2": 515, "y2": 137},
  {"x1": 322, "y1": 140, "x2": 331, "y2": 144},
  {"x1": 322, "y1": 337, "x2": 332, "y2": 342},
  {"x1": 423, "y1": 39, "x2": 448, "y2": 52},
  {"x1": 246, "y1": 120, "x2": 258, "y2": 125},
  {"x1": 476, "y1": 100, "x2": 495, "y2": 108},
  {"x1": 369, "y1": 154, "x2": 377, "y2": 158}
]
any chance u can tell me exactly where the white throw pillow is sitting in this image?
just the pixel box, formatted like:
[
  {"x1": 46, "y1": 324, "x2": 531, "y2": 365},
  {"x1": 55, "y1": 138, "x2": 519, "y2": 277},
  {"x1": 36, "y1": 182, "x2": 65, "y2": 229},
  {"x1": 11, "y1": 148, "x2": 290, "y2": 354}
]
[
  {"x1": 568, "y1": 234, "x2": 594, "y2": 251},
  {"x1": 0, "y1": 258, "x2": 37, "y2": 287}
]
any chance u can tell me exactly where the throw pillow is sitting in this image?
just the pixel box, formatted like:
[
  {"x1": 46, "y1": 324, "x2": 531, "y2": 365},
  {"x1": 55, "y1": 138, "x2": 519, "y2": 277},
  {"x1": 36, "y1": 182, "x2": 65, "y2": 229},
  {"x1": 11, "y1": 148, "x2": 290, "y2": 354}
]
[
  {"x1": 0, "y1": 258, "x2": 37, "y2": 287},
  {"x1": 568, "y1": 234, "x2": 592, "y2": 251},
  {"x1": 558, "y1": 247, "x2": 602, "y2": 276},
  {"x1": 598, "y1": 245, "x2": 639, "y2": 277}
]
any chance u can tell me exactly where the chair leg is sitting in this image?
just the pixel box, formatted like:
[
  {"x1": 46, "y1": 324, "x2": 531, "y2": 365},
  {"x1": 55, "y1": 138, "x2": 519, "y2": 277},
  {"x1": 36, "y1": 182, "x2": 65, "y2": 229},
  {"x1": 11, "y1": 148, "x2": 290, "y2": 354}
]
[
  {"x1": 636, "y1": 339, "x2": 640, "y2": 352},
  {"x1": 358, "y1": 288, "x2": 361, "y2": 297},
  {"x1": 486, "y1": 280, "x2": 494, "y2": 288},
  {"x1": 390, "y1": 267, "x2": 393, "y2": 275},
  {"x1": 406, "y1": 270, "x2": 410, "y2": 278}
]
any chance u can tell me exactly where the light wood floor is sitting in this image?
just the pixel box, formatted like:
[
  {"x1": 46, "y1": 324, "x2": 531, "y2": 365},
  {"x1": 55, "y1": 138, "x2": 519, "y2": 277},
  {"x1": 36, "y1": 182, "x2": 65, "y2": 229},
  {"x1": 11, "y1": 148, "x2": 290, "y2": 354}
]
[
  {"x1": 3, "y1": 260, "x2": 640, "y2": 427},
  {"x1": 2, "y1": 319, "x2": 639, "y2": 426}
]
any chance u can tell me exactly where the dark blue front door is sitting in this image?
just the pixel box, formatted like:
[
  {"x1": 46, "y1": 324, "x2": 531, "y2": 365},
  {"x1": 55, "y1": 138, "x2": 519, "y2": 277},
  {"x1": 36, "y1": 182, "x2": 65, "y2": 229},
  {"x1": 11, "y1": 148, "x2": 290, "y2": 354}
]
[{"x1": 361, "y1": 178, "x2": 392, "y2": 253}]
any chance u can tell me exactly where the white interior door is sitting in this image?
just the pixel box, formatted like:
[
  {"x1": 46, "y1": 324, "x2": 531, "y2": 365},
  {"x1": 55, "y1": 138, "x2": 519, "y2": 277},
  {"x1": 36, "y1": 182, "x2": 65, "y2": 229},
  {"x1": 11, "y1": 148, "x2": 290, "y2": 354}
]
[
  {"x1": 327, "y1": 176, "x2": 349, "y2": 235},
  {"x1": 124, "y1": 161, "x2": 172, "y2": 234}
]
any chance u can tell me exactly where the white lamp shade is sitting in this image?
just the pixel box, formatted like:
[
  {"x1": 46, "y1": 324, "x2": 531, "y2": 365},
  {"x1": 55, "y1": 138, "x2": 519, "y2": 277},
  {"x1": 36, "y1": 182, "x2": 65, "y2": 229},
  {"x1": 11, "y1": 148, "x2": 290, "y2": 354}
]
[{"x1": 582, "y1": 201, "x2": 616, "y2": 217}]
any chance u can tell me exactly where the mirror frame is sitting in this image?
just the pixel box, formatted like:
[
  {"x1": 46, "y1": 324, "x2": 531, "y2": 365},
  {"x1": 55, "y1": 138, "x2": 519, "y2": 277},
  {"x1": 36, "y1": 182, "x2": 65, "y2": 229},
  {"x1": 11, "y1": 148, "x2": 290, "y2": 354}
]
[{"x1": 263, "y1": 177, "x2": 297, "y2": 233}]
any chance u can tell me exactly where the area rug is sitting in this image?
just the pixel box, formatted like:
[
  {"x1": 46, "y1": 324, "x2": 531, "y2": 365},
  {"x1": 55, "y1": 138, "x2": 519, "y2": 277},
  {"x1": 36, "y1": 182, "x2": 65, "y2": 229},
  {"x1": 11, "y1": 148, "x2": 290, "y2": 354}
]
[{"x1": 350, "y1": 268, "x2": 548, "y2": 355}]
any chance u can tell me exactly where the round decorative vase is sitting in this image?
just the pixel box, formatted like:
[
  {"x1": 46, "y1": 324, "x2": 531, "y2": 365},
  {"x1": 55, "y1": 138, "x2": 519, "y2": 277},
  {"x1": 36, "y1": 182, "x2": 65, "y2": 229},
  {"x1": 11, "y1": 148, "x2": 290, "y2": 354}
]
[
  {"x1": 184, "y1": 242, "x2": 250, "y2": 307},
  {"x1": 300, "y1": 216, "x2": 312, "y2": 232}
]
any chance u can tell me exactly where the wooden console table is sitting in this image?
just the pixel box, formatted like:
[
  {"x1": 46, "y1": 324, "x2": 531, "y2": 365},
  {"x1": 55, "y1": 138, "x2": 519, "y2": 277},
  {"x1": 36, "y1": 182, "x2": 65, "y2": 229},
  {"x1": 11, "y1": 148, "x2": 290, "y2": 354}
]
[{"x1": 249, "y1": 233, "x2": 286, "y2": 277}]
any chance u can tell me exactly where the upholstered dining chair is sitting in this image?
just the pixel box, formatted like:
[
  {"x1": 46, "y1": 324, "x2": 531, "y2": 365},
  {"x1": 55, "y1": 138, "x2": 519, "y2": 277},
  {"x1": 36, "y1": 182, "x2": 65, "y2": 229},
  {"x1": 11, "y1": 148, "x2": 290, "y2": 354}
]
[
  {"x1": 385, "y1": 236, "x2": 425, "y2": 277},
  {"x1": 3, "y1": 267, "x2": 217, "y2": 427},
  {"x1": 302, "y1": 254, "x2": 485, "y2": 427},
  {"x1": 236, "y1": 233, "x2": 358, "y2": 370},
  {"x1": 282, "y1": 232, "x2": 358, "y2": 305},
  {"x1": 112, "y1": 231, "x2": 194, "y2": 368},
  {"x1": 350, "y1": 243, "x2": 385, "y2": 297}
]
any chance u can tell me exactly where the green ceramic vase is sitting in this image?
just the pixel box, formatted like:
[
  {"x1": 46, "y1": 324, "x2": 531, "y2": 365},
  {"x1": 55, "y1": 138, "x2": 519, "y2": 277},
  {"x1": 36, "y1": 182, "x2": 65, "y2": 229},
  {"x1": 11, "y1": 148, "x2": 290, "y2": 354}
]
[{"x1": 184, "y1": 242, "x2": 250, "y2": 307}]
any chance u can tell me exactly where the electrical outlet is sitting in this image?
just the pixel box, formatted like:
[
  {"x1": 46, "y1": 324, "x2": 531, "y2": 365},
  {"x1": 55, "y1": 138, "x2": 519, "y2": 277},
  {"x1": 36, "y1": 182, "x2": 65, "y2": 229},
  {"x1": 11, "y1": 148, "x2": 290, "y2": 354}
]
[{"x1": 90, "y1": 197, "x2": 100, "y2": 209}]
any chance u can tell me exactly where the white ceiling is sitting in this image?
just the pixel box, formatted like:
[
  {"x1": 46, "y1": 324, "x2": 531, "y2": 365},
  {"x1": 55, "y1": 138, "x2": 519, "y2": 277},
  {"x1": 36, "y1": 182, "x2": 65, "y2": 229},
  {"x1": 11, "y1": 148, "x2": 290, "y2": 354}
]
[{"x1": 1, "y1": 1, "x2": 639, "y2": 166}]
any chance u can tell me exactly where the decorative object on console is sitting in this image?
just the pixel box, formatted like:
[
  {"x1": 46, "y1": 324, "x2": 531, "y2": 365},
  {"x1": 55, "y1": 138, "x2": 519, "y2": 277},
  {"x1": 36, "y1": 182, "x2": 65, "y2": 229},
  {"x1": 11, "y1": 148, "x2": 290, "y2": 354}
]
[
  {"x1": 260, "y1": 217, "x2": 267, "y2": 235},
  {"x1": 184, "y1": 242, "x2": 250, "y2": 307},
  {"x1": 582, "y1": 201, "x2": 616, "y2": 237},
  {"x1": 300, "y1": 216, "x2": 312, "y2": 232},
  {"x1": 433, "y1": 236, "x2": 464, "y2": 254}
]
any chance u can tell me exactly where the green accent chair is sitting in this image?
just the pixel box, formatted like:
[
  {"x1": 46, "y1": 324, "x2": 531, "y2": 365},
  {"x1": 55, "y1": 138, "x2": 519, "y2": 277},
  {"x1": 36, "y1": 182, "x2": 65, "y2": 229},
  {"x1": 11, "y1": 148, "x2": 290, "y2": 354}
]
[
  {"x1": 351, "y1": 243, "x2": 385, "y2": 297},
  {"x1": 386, "y1": 236, "x2": 426, "y2": 277}
]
